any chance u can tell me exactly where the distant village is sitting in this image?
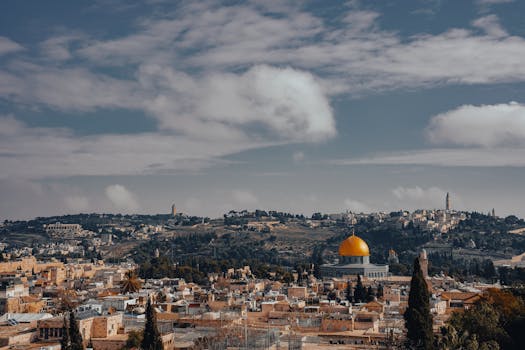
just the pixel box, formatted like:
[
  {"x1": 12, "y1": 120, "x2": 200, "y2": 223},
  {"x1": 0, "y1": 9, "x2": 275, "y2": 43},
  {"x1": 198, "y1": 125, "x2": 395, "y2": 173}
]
[{"x1": 0, "y1": 195, "x2": 524, "y2": 349}]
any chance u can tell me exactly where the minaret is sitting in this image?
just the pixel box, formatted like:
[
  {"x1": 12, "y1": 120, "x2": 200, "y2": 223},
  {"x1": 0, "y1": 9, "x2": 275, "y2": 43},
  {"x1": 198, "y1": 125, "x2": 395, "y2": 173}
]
[{"x1": 445, "y1": 192, "x2": 451, "y2": 211}]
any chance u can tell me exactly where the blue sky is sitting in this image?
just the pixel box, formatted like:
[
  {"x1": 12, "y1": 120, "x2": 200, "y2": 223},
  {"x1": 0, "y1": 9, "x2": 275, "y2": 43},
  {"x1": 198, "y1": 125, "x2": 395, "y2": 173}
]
[{"x1": 1, "y1": 0, "x2": 525, "y2": 219}]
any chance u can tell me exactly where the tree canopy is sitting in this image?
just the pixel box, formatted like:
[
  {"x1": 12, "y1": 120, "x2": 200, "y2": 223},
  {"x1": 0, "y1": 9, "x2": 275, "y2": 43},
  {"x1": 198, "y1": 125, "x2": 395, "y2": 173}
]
[
  {"x1": 141, "y1": 299, "x2": 163, "y2": 350},
  {"x1": 404, "y1": 257, "x2": 434, "y2": 350}
]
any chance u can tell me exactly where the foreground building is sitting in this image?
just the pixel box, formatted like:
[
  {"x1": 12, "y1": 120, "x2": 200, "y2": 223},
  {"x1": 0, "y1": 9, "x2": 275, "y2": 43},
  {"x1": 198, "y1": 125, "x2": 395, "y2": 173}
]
[{"x1": 321, "y1": 232, "x2": 389, "y2": 278}]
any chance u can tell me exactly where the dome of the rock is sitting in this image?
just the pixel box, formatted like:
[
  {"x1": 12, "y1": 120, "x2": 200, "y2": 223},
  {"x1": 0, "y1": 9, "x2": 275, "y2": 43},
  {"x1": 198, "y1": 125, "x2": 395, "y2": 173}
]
[{"x1": 338, "y1": 234, "x2": 370, "y2": 257}]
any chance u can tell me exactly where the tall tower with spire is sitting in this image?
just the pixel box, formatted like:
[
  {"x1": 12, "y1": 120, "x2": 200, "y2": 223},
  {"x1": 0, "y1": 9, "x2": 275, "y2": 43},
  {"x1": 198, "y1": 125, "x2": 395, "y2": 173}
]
[{"x1": 445, "y1": 192, "x2": 451, "y2": 211}]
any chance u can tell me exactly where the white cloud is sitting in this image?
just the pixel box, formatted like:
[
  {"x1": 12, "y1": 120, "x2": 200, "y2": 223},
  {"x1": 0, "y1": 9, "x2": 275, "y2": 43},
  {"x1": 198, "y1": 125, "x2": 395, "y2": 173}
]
[
  {"x1": 2, "y1": 63, "x2": 143, "y2": 111},
  {"x1": 2, "y1": 4, "x2": 525, "y2": 119},
  {"x1": 0, "y1": 70, "x2": 23, "y2": 96},
  {"x1": 472, "y1": 15, "x2": 507, "y2": 37},
  {"x1": 0, "y1": 116, "x2": 277, "y2": 179},
  {"x1": 140, "y1": 64, "x2": 335, "y2": 141},
  {"x1": 105, "y1": 184, "x2": 139, "y2": 212},
  {"x1": 329, "y1": 148, "x2": 525, "y2": 167},
  {"x1": 0, "y1": 62, "x2": 335, "y2": 154},
  {"x1": 139, "y1": 6, "x2": 525, "y2": 90},
  {"x1": 426, "y1": 102, "x2": 525, "y2": 147},
  {"x1": 78, "y1": 3, "x2": 322, "y2": 66},
  {"x1": 330, "y1": 101, "x2": 525, "y2": 168},
  {"x1": 0, "y1": 61, "x2": 336, "y2": 182},
  {"x1": 232, "y1": 190, "x2": 259, "y2": 206},
  {"x1": 54, "y1": 3, "x2": 525, "y2": 93},
  {"x1": 0, "y1": 37, "x2": 23, "y2": 56},
  {"x1": 39, "y1": 34, "x2": 83, "y2": 61},
  {"x1": 3, "y1": 2, "x2": 525, "y2": 182},
  {"x1": 293, "y1": 151, "x2": 305, "y2": 162},
  {"x1": 343, "y1": 198, "x2": 371, "y2": 213},
  {"x1": 392, "y1": 186, "x2": 447, "y2": 209}
]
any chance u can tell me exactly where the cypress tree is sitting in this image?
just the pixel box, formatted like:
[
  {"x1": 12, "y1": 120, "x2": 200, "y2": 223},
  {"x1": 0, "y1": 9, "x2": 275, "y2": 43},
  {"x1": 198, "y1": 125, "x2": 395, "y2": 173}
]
[
  {"x1": 141, "y1": 299, "x2": 163, "y2": 350},
  {"x1": 366, "y1": 285, "x2": 375, "y2": 302},
  {"x1": 353, "y1": 275, "x2": 366, "y2": 303},
  {"x1": 377, "y1": 283, "x2": 384, "y2": 298},
  {"x1": 404, "y1": 257, "x2": 434, "y2": 349},
  {"x1": 312, "y1": 247, "x2": 324, "y2": 279},
  {"x1": 60, "y1": 316, "x2": 71, "y2": 350},
  {"x1": 346, "y1": 280, "x2": 353, "y2": 303},
  {"x1": 69, "y1": 311, "x2": 84, "y2": 350}
]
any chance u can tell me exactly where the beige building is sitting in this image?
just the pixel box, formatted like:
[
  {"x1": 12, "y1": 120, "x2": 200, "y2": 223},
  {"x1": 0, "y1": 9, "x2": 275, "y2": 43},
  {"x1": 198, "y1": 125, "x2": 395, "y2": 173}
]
[
  {"x1": 288, "y1": 286, "x2": 307, "y2": 299},
  {"x1": 37, "y1": 312, "x2": 123, "y2": 345}
]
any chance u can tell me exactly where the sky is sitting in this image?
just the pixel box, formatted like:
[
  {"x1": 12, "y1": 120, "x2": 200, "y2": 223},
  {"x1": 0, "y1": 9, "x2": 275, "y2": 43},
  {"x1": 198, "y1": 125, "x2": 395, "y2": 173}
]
[{"x1": 1, "y1": 0, "x2": 525, "y2": 220}]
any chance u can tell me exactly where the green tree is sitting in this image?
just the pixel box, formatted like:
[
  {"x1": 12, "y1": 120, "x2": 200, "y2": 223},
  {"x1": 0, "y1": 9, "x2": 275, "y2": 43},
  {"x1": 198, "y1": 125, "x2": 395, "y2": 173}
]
[
  {"x1": 346, "y1": 280, "x2": 353, "y2": 303},
  {"x1": 311, "y1": 246, "x2": 324, "y2": 278},
  {"x1": 121, "y1": 270, "x2": 142, "y2": 294},
  {"x1": 122, "y1": 330, "x2": 143, "y2": 349},
  {"x1": 482, "y1": 259, "x2": 496, "y2": 279},
  {"x1": 404, "y1": 257, "x2": 434, "y2": 349},
  {"x1": 141, "y1": 299, "x2": 163, "y2": 350},
  {"x1": 69, "y1": 311, "x2": 84, "y2": 350},
  {"x1": 366, "y1": 285, "x2": 375, "y2": 302},
  {"x1": 377, "y1": 283, "x2": 384, "y2": 298},
  {"x1": 353, "y1": 275, "x2": 366, "y2": 303},
  {"x1": 60, "y1": 316, "x2": 71, "y2": 350},
  {"x1": 448, "y1": 301, "x2": 506, "y2": 346}
]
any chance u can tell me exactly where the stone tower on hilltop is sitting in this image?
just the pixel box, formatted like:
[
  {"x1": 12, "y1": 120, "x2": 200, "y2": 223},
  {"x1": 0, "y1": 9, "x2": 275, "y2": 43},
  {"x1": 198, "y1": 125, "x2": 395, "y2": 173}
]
[{"x1": 445, "y1": 192, "x2": 451, "y2": 211}]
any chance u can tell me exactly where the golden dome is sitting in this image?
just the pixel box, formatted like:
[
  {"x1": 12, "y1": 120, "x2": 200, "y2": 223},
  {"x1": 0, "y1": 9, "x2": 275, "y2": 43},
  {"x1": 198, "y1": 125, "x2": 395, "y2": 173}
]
[{"x1": 338, "y1": 234, "x2": 370, "y2": 257}]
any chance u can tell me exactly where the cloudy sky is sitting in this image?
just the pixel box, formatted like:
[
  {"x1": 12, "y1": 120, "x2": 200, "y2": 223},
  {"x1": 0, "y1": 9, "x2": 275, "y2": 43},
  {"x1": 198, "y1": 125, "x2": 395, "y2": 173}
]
[{"x1": 1, "y1": 0, "x2": 525, "y2": 219}]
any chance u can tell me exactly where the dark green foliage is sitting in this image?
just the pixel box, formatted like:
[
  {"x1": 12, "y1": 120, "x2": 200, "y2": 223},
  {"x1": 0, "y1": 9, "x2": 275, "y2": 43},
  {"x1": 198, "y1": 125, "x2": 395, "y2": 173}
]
[
  {"x1": 136, "y1": 230, "x2": 297, "y2": 284},
  {"x1": 377, "y1": 283, "x2": 384, "y2": 298},
  {"x1": 60, "y1": 316, "x2": 70, "y2": 350},
  {"x1": 389, "y1": 262, "x2": 409, "y2": 276},
  {"x1": 141, "y1": 299, "x2": 163, "y2": 350},
  {"x1": 123, "y1": 330, "x2": 143, "y2": 349},
  {"x1": 404, "y1": 258, "x2": 434, "y2": 350},
  {"x1": 506, "y1": 314, "x2": 525, "y2": 350},
  {"x1": 498, "y1": 266, "x2": 525, "y2": 286},
  {"x1": 353, "y1": 275, "x2": 366, "y2": 303},
  {"x1": 448, "y1": 302, "x2": 507, "y2": 346},
  {"x1": 482, "y1": 259, "x2": 496, "y2": 279},
  {"x1": 311, "y1": 245, "x2": 324, "y2": 278},
  {"x1": 311, "y1": 212, "x2": 328, "y2": 220},
  {"x1": 366, "y1": 285, "x2": 375, "y2": 302},
  {"x1": 69, "y1": 311, "x2": 83, "y2": 350},
  {"x1": 61, "y1": 312, "x2": 83, "y2": 350},
  {"x1": 296, "y1": 265, "x2": 304, "y2": 284},
  {"x1": 346, "y1": 280, "x2": 353, "y2": 303},
  {"x1": 441, "y1": 288, "x2": 525, "y2": 349}
]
